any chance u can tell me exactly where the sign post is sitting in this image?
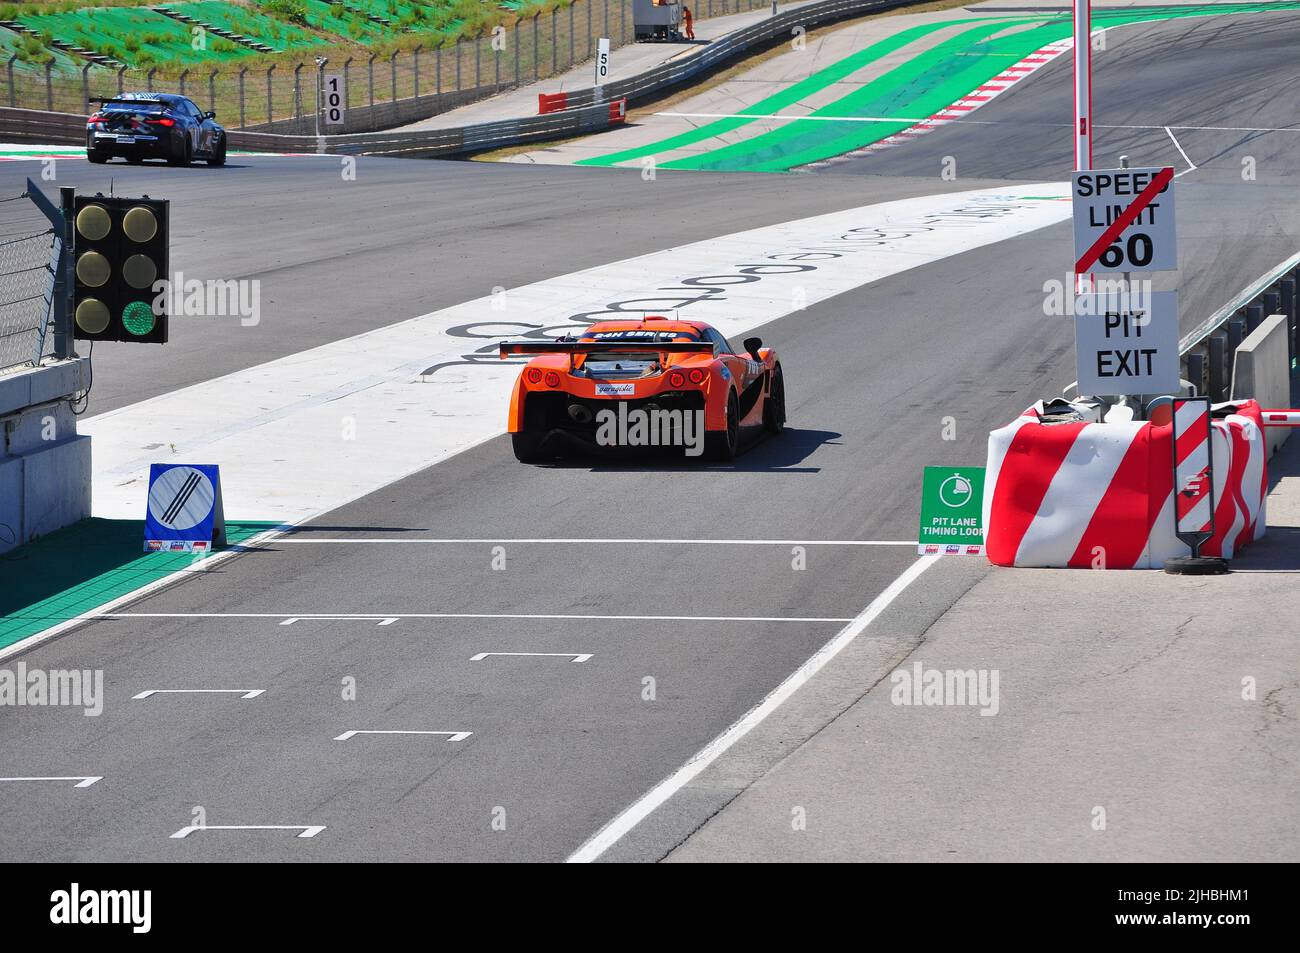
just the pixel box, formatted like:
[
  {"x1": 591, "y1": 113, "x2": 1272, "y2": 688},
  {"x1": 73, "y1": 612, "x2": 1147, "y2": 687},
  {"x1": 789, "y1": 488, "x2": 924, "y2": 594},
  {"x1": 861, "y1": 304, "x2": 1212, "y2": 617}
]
[
  {"x1": 323, "y1": 73, "x2": 345, "y2": 126},
  {"x1": 918, "y1": 466, "x2": 985, "y2": 555},
  {"x1": 594, "y1": 37, "x2": 610, "y2": 99},
  {"x1": 1072, "y1": 166, "x2": 1177, "y2": 275},
  {"x1": 1073, "y1": 290, "x2": 1180, "y2": 396},
  {"x1": 1073, "y1": 0, "x2": 1092, "y2": 172}
]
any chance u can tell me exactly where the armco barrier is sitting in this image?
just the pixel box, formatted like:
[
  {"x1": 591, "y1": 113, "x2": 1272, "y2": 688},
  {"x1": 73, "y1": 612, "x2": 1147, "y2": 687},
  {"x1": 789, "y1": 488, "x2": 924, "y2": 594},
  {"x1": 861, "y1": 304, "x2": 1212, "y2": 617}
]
[
  {"x1": 0, "y1": 0, "x2": 919, "y2": 157},
  {"x1": 1181, "y1": 251, "x2": 1300, "y2": 402},
  {"x1": 983, "y1": 400, "x2": 1268, "y2": 569},
  {"x1": 539, "y1": 92, "x2": 568, "y2": 114},
  {"x1": 0, "y1": 99, "x2": 625, "y2": 158}
]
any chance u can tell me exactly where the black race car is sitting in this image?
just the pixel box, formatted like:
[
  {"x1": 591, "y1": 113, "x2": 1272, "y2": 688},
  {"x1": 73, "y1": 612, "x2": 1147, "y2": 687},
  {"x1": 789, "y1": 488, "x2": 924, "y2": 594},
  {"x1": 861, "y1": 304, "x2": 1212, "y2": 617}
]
[{"x1": 86, "y1": 92, "x2": 226, "y2": 166}]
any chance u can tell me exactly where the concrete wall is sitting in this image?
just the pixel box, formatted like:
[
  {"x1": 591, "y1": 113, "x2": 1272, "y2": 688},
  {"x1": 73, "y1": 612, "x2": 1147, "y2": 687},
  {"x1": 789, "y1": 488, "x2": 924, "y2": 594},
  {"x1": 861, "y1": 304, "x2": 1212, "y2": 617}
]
[
  {"x1": 1231, "y1": 313, "x2": 1292, "y2": 456},
  {"x1": 0, "y1": 359, "x2": 91, "y2": 555}
]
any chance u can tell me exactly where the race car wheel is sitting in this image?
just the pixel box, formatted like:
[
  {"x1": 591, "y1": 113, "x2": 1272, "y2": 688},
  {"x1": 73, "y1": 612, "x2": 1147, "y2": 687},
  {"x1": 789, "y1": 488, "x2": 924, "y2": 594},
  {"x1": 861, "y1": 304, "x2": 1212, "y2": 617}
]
[
  {"x1": 705, "y1": 390, "x2": 739, "y2": 462},
  {"x1": 86, "y1": 150, "x2": 109, "y2": 164},
  {"x1": 167, "y1": 137, "x2": 192, "y2": 167},
  {"x1": 763, "y1": 364, "x2": 786, "y2": 435},
  {"x1": 207, "y1": 135, "x2": 226, "y2": 167},
  {"x1": 511, "y1": 430, "x2": 548, "y2": 463}
]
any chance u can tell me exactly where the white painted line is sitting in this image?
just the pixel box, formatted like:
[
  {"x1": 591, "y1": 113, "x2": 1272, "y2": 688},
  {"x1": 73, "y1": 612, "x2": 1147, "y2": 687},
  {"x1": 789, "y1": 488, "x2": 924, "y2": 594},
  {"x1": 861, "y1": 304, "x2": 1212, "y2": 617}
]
[
  {"x1": 470, "y1": 652, "x2": 592, "y2": 663},
  {"x1": 1164, "y1": 125, "x2": 1198, "y2": 175},
  {"x1": 170, "y1": 824, "x2": 325, "y2": 839},
  {"x1": 566, "y1": 554, "x2": 938, "y2": 863},
  {"x1": 272, "y1": 538, "x2": 919, "y2": 546},
  {"x1": 280, "y1": 616, "x2": 398, "y2": 626},
  {"x1": 101, "y1": 612, "x2": 855, "y2": 623},
  {"x1": 133, "y1": 689, "x2": 265, "y2": 700},
  {"x1": 334, "y1": 729, "x2": 472, "y2": 742},
  {"x1": 0, "y1": 776, "x2": 101, "y2": 788}
]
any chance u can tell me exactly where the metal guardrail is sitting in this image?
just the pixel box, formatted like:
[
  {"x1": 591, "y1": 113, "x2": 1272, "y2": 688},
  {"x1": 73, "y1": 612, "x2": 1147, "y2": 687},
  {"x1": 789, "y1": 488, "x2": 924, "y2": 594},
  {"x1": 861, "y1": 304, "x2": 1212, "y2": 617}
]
[
  {"x1": 0, "y1": 0, "x2": 919, "y2": 158},
  {"x1": 1180, "y1": 254, "x2": 1300, "y2": 402}
]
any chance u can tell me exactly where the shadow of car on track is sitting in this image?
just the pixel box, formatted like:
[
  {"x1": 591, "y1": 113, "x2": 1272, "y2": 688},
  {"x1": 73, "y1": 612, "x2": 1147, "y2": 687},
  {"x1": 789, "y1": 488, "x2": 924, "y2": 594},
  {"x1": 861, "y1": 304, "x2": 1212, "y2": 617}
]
[{"x1": 534, "y1": 427, "x2": 840, "y2": 473}]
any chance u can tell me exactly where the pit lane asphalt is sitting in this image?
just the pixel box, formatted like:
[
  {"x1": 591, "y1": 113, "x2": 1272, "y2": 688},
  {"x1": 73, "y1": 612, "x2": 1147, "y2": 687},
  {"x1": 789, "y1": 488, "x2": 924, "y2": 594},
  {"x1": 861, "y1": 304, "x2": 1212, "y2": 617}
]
[{"x1": 2, "y1": 8, "x2": 1298, "y2": 861}]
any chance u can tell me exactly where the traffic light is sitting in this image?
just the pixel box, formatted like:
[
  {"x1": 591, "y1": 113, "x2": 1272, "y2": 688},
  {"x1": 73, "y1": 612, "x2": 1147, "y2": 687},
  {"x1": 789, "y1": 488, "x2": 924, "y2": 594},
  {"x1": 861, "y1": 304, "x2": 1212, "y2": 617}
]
[{"x1": 72, "y1": 194, "x2": 169, "y2": 344}]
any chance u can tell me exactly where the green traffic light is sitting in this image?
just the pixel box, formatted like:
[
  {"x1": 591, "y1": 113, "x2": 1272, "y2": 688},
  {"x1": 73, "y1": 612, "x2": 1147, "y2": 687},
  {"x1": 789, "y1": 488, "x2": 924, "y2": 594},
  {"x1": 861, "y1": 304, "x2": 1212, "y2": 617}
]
[{"x1": 122, "y1": 300, "x2": 157, "y2": 336}]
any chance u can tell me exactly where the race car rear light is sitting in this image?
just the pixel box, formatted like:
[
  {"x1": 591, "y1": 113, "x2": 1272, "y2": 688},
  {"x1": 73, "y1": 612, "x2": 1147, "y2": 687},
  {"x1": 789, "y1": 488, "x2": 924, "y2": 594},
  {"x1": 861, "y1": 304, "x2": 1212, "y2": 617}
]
[
  {"x1": 525, "y1": 368, "x2": 543, "y2": 384},
  {"x1": 544, "y1": 371, "x2": 561, "y2": 387},
  {"x1": 87, "y1": 116, "x2": 105, "y2": 126},
  {"x1": 146, "y1": 117, "x2": 175, "y2": 127},
  {"x1": 687, "y1": 368, "x2": 706, "y2": 385},
  {"x1": 668, "y1": 371, "x2": 685, "y2": 388}
]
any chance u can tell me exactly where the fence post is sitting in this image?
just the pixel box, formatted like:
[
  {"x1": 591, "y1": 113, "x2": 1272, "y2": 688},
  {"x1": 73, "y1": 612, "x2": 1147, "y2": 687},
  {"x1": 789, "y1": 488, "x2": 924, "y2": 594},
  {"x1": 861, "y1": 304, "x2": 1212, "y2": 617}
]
[
  {"x1": 117, "y1": 65, "x2": 126, "y2": 96},
  {"x1": 1208, "y1": 335, "x2": 1225, "y2": 402},
  {"x1": 413, "y1": 45, "x2": 422, "y2": 100},
  {"x1": 293, "y1": 63, "x2": 303, "y2": 118},
  {"x1": 514, "y1": 19, "x2": 520, "y2": 87},
  {"x1": 494, "y1": 32, "x2": 500, "y2": 90},
  {"x1": 209, "y1": 68, "x2": 217, "y2": 112},
  {"x1": 368, "y1": 52, "x2": 376, "y2": 113},
  {"x1": 552, "y1": 7, "x2": 558, "y2": 76},
  {"x1": 238, "y1": 66, "x2": 247, "y2": 128},
  {"x1": 390, "y1": 50, "x2": 398, "y2": 103},
  {"x1": 476, "y1": 33, "x2": 482, "y2": 90},
  {"x1": 147, "y1": 67, "x2": 156, "y2": 94},
  {"x1": 533, "y1": 12, "x2": 540, "y2": 83},
  {"x1": 1186, "y1": 352, "x2": 1204, "y2": 398},
  {"x1": 455, "y1": 38, "x2": 462, "y2": 91},
  {"x1": 1246, "y1": 303, "x2": 1263, "y2": 335},
  {"x1": 1282, "y1": 275, "x2": 1297, "y2": 366},
  {"x1": 569, "y1": 2, "x2": 575, "y2": 69},
  {"x1": 343, "y1": 57, "x2": 352, "y2": 110},
  {"x1": 45, "y1": 60, "x2": 53, "y2": 111},
  {"x1": 7, "y1": 54, "x2": 15, "y2": 109},
  {"x1": 588, "y1": 0, "x2": 593, "y2": 59},
  {"x1": 435, "y1": 41, "x2": 442, "y2": 98},
  {"x1": 179, "y1": 67, "x2": 189, "y2": 98},
  {"x1": 604, "y1": 0, "x2": 610, "y2": 42},
  {"x1": 82, "y1": 62, "x2": 92, "y2": 114},
  {"x1": 266, "y1": 65, "x2": 275, "y2": 124},
  {"x1": 621, "y1": 0, "x2": 626, "y2": 43}
]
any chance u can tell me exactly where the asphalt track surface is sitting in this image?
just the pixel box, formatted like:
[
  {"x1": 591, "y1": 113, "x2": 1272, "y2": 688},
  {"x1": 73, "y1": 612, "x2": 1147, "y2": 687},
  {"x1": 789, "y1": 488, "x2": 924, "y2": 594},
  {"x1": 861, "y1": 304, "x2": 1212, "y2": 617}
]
[{"x1": 2, "y1": 9, "x2": 1298, "y2": 861}]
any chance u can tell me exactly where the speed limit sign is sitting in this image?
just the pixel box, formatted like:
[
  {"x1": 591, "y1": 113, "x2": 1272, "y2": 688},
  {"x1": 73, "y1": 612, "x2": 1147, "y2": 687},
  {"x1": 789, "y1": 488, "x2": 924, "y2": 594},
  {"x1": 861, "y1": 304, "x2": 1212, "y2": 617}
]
[
  {"x1": 323, "y1": 72, "x2": 345, "y2": 126},
  {"x1": 1072, "y1": 166, "x2": 1176, "y2": 273}
]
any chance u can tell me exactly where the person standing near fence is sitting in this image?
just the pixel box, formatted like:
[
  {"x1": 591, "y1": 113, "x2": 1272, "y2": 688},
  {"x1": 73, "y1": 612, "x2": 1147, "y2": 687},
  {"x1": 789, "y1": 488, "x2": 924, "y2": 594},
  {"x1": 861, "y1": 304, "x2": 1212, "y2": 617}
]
[{"x1": 682, "y1": 5, "x2": 695, "y2": 40}]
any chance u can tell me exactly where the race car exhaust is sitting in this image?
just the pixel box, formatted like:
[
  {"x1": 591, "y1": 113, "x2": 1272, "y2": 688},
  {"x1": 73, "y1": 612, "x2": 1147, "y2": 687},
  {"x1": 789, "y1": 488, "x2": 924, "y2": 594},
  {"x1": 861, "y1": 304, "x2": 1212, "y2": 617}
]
[{"x1": 567, "y1": 403, "x2": 594, "y2": 424}]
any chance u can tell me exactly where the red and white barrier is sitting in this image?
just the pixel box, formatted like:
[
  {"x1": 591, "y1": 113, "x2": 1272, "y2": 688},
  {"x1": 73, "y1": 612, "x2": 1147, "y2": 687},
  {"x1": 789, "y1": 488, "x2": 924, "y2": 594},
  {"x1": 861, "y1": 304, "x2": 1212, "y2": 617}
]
[{"x1": 983, "y1": 400, "x2": 1270, "y2": 568}]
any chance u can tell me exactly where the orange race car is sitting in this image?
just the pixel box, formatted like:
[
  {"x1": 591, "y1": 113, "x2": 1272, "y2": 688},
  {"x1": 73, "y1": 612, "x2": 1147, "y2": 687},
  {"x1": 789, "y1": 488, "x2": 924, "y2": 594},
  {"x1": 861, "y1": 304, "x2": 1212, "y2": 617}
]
[{"x1": 499, "y1": 316, "x2": 785, "y2": 462}]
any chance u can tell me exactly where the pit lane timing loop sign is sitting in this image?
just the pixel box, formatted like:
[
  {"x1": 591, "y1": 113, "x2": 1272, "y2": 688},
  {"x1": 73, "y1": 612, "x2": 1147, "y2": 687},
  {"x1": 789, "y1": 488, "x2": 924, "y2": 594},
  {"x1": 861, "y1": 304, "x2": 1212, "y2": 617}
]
[
  {"x1": 144, "y1": 463, "x2": 227, "y2": 553},
  {"x1": 918, "y1": 466, "x2": 985, "y2": 555},
  {"x1": 1072, "y1": 166, "x2": 1176, "y2": 274}
]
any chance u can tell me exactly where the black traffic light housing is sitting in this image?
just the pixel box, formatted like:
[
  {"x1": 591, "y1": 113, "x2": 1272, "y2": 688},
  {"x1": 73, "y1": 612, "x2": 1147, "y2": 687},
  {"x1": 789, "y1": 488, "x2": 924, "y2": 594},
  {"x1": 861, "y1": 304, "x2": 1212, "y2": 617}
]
[{"x1": 72, "y1": 193, "x2": 169, "y2": 344}]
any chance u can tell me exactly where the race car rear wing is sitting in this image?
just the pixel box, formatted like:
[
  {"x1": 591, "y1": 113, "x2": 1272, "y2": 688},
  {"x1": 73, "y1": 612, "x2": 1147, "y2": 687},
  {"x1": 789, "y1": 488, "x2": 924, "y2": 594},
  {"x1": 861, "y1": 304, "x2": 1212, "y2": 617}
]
[{"x1": 499, "y1": 341, "x2": 714, "y2": 358}]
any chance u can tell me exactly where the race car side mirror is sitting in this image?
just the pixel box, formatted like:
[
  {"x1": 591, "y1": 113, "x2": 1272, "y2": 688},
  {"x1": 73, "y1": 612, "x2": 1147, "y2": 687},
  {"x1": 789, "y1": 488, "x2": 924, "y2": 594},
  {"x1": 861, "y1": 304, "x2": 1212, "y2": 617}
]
[{"x1": 743, "y1": 337, "x2": 763, "y2": 360}]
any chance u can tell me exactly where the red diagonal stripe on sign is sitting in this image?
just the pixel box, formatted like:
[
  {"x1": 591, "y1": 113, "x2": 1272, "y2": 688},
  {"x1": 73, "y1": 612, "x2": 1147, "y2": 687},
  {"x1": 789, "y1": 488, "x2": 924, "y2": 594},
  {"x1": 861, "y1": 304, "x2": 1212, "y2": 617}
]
[{"x1": 1074, "y1": 166, "x2": 1174, "y2": 273}]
